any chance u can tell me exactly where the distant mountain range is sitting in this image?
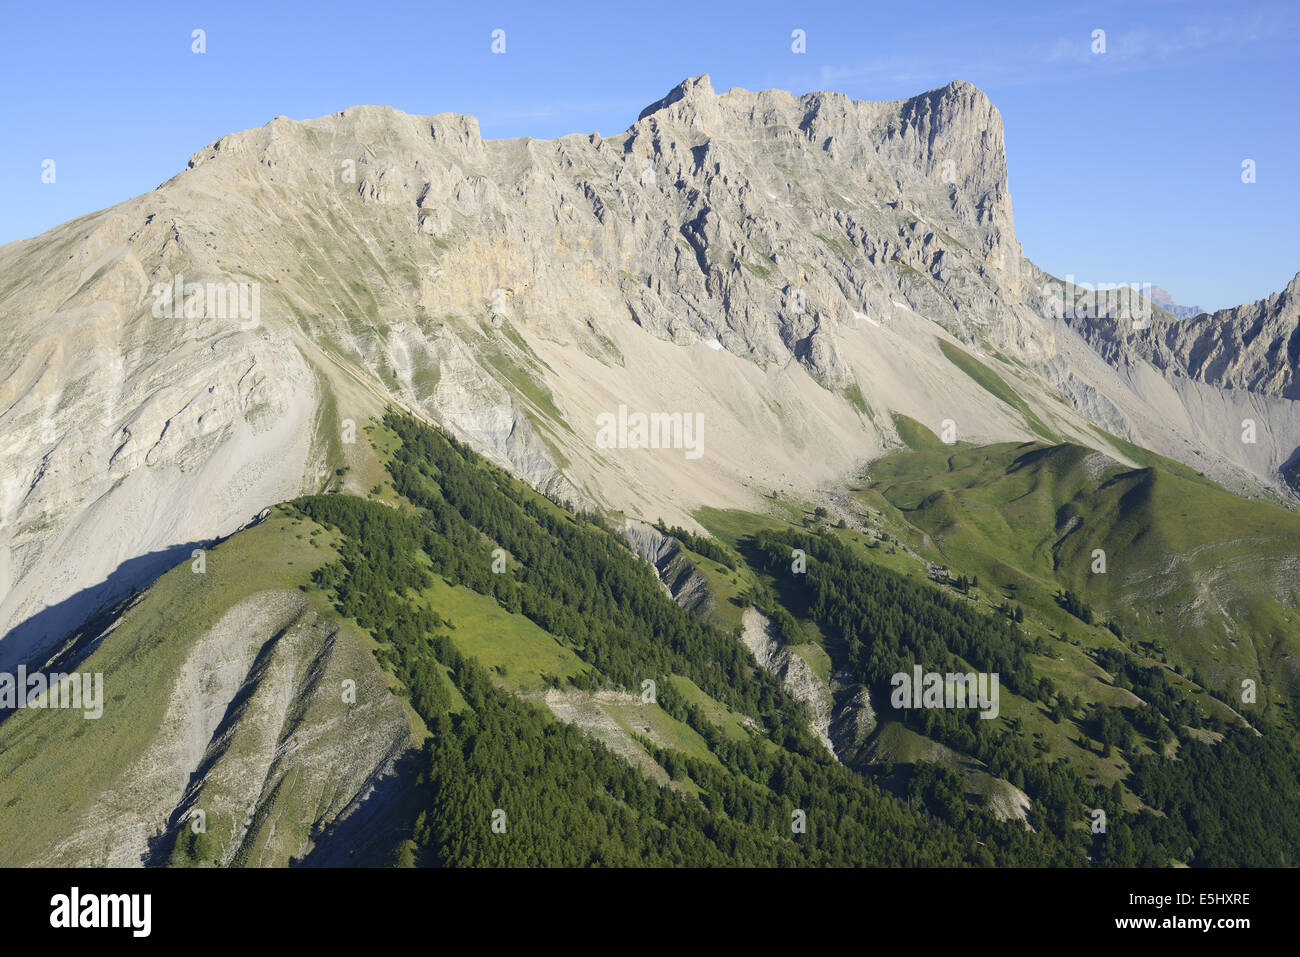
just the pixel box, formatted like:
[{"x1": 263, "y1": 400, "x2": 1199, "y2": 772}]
[{"x1": 1145, "y1": 286, "x2": 1205, "y2": 319}]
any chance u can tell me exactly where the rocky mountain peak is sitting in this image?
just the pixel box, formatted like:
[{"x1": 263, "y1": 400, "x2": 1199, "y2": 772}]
[
  {"x1": 3, "y1": 76, "x2": 1297, "y2": 677},
  {"x1": 1282, "y1": 269, "x2": 1300, "y2": 299},
  {"x1": 636, "y1": 73, "x2": 716, "y2": 122}
]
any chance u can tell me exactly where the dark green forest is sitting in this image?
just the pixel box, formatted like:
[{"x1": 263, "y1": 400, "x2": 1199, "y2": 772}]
[
  {"x1": 746, "y1": 527, "x2": 1300, "y2": 867},
  {"x1": 288, "y1": 413, "x2": 1300, "y2": 867}
]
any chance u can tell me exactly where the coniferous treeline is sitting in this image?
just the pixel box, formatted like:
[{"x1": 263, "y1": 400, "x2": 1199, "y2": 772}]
[
  {"x1": 653, "y1": 520, "x2": 739, "y2": 569},
  {"x1": 295, "y1": 502, "x2": 1016, "y2": 864},
  {"x1": 290, "y1": 414, "x2": 1092, "y2": 865},
  {"x1": 292, "y1": 414, "x2": 1300, "y2": 868},
  {"x1": 746, "y1": 527, "x2": 1105, "y2": 844},
  {"x1": 378, "y1": 415, "x2": 784, "y2": 720},
  {"x1": 748, "y1": 528, "x2": 1044, "y2": 699},
  {"x1": 414, "y1": 635, "x2": 1062, "y2": 866},
  {"x1": 740, "y1": 525, "x2": 1300, "y2": 867},
  {"x1": 1126, "y1": 726, "x2": 1300, "y2": 866}
]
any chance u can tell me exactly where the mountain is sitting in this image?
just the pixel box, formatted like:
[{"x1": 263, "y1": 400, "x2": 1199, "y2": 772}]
[
  {"x1": 1146, "y1": 286, "x2": 1205, "y2": 320},
  {"x1": 1, "y1": 76, "x2": 1298, "y2": 868},
  {"x1": 4, "y1": 74, "x2": 1297, "y2": 675},
  {"x1": 4, "y1": 411, "x2": 1296, "y2": 867},
  {"x1": 3, "y1": 75, "x2": 1298, "y2": 673},
  {"x1": 1066, "y1": 272, "x2": 1300, "y2": 399}
]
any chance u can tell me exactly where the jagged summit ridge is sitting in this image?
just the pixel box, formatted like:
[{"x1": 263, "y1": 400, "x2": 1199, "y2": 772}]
[
  {"x1": 636, "y1": 73, "x2": 717, "y2": 121},
  {"x1": 1068, "y1": 270, "x2": 1300, "y2": 399}
]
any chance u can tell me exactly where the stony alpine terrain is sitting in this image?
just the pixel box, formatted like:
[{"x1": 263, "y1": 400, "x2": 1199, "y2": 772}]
[{"x1": 1, "y1": 73, "x2": 1297, "y2": 676}]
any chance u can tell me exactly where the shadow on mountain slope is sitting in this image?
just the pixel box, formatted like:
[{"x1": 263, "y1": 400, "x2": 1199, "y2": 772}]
[{"x1": 0, "y1": 540, "x2": 206, "y2": 681}]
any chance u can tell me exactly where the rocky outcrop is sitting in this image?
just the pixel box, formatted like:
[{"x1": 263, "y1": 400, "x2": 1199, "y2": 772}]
[
  {"x1": 740, "y1": 607, "x2": 835, "y2": 756},
  {"x1": 1067, "y1": 271, "x2": 1299, "y2": 400},
  {"x1": 621, "y1": 520, "x2": 712, "y2": 613},
  {"x1": 829, "y1": 681, "x2": 878, "y2": 765}
]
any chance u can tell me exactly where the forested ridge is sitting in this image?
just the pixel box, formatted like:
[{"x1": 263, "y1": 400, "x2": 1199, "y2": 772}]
[
  {"x1": 745, "y1": 527, "x2": 1300, "y2": 866},
  {"x1": 288, "y1": 414, "x2": 1087, "y2": 865},
  {"x1": 282, "y1": 413, "x2": 1298, "y2": 867}
]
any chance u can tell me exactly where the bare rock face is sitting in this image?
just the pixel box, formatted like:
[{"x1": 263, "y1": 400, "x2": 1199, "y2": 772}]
[
  {"x1": 621, "y1": 520, "x2": 712, "y2": 615},
  {"x1": 740, "y1": 607, "x2": 835, "y2": 757},
  {"x1": 617, "y1": 76, "x2": 1032, "y2": 370},
  {"x1": 1068, "y1": 272, "x2": 1300, "y2": 400},
  {"x1": 1044, "y1": 269, "x2": 1300, "y2": 498},
  {"x1": 0, "y1": 75, "x2": 1296, "y2": 666}
]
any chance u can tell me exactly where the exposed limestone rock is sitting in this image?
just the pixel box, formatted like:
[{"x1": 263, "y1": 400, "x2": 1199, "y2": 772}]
[
  {"x1": 621, "y1": 520, "x2": 711, "y2": 613},
  {"x1": 740, "y1": 607, "x2": 835, "y2": 757},
  {"x1": 2, "y1": 74, "x2": 1296, "y2": 670}
]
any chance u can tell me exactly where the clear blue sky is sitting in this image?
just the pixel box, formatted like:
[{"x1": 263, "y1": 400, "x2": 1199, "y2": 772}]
[{"x1": 2, "y1": 0, "x2": 1295, "y2": 310}]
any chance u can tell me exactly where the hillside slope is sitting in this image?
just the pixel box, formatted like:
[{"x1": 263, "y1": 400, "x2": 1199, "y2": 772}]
[
  {"x1": 8, "y1": 413, "x2": 1297, "y2": 867},
  {"x1": 862, "y1": 440, "x2": 1300, "y2": 718},
  {"x1": 0, "y1": 509, "x2": 425, "y2": 866}
]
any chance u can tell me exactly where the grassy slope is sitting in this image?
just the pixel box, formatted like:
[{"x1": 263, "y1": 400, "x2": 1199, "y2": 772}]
[
  {"x1": 892, "y1": 412, "x2": 948, "y2": 451},
  {"x1": 424, "y1": 577, "x2": 590, "y2": 693},
  {"x1": 695, "y1": 437, "x2": 1298, "y2": 801},
  {"x1": 0, "y1": 510, "x2": 424, "y2": 865},
  {"x1": 864, "y1": 441, "x2": 1300, "y2": 722},
  {"x1": 8, "y1": 404, "x2": 1295, "y2": 864},
  {"x1": 416, "y1": 547, "x2": 732, "y2": 778},
  {"x1": 0, "y1": 414, "x2": 759, "y2": 864},
  {"x1": 937, "y1": 339, "x2": 1059, "y2": 442}
]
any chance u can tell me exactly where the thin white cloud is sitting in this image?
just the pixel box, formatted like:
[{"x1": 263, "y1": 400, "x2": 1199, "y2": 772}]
[{"x1": 780, "y1": 4, "x2": 1298, "y2": 95}]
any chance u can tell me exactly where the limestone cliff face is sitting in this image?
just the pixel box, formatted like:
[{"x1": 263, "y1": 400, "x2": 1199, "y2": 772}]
[
  {"x1": 1067, "y1": 271, "x2": 1300, "y2": 400},
  {"x1": 0, "y1": 75, "x2": 1295, "y2": 667}
]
